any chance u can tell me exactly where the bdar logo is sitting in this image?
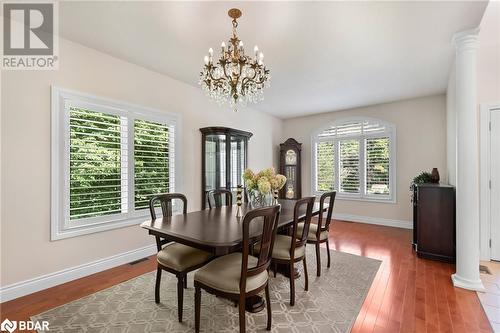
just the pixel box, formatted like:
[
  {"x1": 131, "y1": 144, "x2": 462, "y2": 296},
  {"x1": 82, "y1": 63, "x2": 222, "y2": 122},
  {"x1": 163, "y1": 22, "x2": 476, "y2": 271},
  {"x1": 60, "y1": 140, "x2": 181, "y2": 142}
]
[{"x1": 0, "y1": 319, "x2": 17, "y2": 333}]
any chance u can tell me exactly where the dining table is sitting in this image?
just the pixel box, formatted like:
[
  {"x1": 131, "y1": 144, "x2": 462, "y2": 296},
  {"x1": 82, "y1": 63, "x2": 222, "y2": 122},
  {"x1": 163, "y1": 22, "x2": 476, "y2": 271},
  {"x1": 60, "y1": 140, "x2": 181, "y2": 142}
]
[{"x1": 140, "y1": 198, "x2": 328, "y2": 312}]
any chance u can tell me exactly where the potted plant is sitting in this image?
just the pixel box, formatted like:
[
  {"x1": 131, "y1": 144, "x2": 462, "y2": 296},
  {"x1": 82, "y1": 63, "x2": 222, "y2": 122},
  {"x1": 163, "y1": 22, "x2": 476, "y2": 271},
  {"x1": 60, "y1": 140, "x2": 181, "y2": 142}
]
[{"x1": 410, "y1": 171, "x2": 435, "y2": 192}]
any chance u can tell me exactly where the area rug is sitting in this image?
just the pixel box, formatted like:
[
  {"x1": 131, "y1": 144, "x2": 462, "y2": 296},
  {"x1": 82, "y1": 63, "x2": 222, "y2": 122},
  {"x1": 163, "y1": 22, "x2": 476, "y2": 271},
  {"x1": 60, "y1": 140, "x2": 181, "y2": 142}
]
[{"x1": 32, "y1": 248, "x2": 380, "y2": 332}]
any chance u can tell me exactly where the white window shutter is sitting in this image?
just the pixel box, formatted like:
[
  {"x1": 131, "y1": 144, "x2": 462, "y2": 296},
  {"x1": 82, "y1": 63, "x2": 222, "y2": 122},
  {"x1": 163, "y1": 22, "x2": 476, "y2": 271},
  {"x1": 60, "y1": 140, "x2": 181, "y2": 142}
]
[
  {"x1": 69, "y1": 108, "x2": 125, "y2": 220},
  {"x1": 339, "y1": 139, "x2": 360, "y2": 193},
  {"x1": 315, "y1": 141, "x2": 335, "y2": 192},
  {"x1": 134, "y1": 119, "x2": 174, "y2": 210},
  {"x1": 365, "y1": 137, "x2": 390, "y2": 196}
]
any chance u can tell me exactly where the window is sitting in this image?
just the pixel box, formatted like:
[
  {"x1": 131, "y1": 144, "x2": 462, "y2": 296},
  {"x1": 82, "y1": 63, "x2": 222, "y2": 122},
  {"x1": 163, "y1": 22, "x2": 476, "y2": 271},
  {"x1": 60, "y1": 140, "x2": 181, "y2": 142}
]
[
  {"x1": 52, "y1": 87, "x2": 180, "y2": 240},
  {"x1": 134, "y1": 119, "x2": 174, "y2": 210},
  {"x1": 339, "y1": 139, "x2": 360, "y2": 193},
  {"x1": 312, "y1": 118, "x2": 395, "y2": 202},
  {"x1": 69, "y1": 108, "x2": 125, "y2": 220}
]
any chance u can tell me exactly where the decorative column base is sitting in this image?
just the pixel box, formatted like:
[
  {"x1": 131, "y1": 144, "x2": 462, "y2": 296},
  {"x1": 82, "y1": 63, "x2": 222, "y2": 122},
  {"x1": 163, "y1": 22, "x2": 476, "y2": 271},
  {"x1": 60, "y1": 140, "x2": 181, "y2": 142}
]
[{"x1": 451, "y1": 273, "x2": 485, "y2": 292}]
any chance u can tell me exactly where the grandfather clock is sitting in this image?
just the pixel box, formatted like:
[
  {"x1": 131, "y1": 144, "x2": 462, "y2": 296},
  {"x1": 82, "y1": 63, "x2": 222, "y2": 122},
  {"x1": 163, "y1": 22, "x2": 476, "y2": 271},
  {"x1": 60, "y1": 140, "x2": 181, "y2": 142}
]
[{"x1": 279, "y1": 138, "x2": 302, "y2": 199}]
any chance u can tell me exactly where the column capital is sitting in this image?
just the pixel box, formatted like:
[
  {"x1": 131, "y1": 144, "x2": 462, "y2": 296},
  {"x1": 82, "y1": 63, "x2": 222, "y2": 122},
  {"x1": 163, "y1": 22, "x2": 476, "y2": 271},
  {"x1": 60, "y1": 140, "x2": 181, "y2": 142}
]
[{"x1": 452, "y1": 28, "x2": 480, "y2": 51}]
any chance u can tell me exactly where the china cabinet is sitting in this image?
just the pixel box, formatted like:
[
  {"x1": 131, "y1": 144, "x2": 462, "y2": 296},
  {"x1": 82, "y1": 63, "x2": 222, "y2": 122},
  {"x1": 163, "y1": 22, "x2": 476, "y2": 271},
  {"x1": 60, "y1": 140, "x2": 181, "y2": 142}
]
[{"x1": 200, "y1": 127, "x2": 252, "y2": 209}]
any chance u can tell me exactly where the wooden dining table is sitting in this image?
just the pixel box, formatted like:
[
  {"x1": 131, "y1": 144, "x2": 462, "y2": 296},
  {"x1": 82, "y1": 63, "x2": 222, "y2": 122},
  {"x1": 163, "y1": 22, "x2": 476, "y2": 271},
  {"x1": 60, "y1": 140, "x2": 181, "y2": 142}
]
[
  {"x1": 141, "y1": 199, "x2": 327, "y2": 256},
  {"x1": 140, "y1": 198, "x2": 327, "y2": 312}
]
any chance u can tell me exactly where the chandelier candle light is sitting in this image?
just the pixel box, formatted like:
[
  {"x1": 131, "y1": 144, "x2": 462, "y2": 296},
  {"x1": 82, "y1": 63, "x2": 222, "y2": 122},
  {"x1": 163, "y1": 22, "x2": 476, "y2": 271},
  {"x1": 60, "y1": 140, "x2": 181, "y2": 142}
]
[{"x1": 199, "y1": 8, "x2": 270, "y2": 112}]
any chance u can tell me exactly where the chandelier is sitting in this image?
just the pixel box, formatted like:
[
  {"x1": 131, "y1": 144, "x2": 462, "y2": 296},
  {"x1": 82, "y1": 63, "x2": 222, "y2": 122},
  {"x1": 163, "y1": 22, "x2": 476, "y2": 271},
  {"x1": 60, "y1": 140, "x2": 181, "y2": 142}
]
[{"x1": 199, "y1": 8, "x2": 270, "y2": 112}]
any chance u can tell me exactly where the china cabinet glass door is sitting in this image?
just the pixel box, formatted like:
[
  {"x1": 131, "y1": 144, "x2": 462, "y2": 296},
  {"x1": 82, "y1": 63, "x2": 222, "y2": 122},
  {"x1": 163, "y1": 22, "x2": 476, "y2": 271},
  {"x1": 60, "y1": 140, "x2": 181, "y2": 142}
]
[
  {"x1": 230, "y1": 136, "x2": 246, "y2": 194},
  {"x1": 200, "y1": 127, "x2": 252, "y2": 209},
  {"x1": 205, "y1": 134, "x2": 226, "y2": 193}
]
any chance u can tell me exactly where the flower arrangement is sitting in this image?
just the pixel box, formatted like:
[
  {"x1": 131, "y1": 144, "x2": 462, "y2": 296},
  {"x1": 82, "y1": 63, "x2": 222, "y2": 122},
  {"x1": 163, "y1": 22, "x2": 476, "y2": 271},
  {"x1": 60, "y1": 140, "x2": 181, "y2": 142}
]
[{"x1": 242, "y1": 168, "x2": 286, "y2": 206}]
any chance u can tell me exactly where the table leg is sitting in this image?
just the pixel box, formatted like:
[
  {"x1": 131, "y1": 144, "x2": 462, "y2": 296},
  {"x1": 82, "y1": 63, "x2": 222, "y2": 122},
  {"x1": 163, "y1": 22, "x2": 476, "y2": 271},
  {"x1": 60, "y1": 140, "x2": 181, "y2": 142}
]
[
  {"x1": 245, "y1": 296, "x2": 265, "y2": 313},
  {"x1": 273, "y1": 263, "x2": 301, "y2": 279}
]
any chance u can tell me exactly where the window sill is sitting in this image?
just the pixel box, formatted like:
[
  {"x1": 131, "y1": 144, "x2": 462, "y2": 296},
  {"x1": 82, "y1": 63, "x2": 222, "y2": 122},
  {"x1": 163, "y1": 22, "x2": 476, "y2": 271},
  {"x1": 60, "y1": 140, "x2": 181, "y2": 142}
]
[
  {"x1": 51, "y1": 215, "x2": 149, "y2": 241},
  {"x1": 336, "y1": 196, "x2": 396, "y2": 204},
  {"x1": 313, "y1": 191, "x2": 396, "y2": 204}
]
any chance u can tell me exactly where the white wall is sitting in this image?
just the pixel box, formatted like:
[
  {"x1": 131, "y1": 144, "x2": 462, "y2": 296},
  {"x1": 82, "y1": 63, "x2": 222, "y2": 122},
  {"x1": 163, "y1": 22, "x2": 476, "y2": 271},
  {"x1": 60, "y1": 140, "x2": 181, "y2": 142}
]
[
  {"x1": 0, "y1": 38, "x2": 282, "y2": 287},
  {"x1": 281, "y1": 95, "x2": 447, "y2": 225},
  {"x1": 477, "y1": 1, "x2": 500, "y2": 104}
]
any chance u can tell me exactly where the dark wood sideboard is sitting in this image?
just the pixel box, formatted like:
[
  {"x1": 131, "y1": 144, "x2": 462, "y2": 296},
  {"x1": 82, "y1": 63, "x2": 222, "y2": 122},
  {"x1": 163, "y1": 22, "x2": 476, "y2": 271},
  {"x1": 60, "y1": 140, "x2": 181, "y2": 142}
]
[{"x1": 412, "y1": 184, "x2": 456, "y2": 263}]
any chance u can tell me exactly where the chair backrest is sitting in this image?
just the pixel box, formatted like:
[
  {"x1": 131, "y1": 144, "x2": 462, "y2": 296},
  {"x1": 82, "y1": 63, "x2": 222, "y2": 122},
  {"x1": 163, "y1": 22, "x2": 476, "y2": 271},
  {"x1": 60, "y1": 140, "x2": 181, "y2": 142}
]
[
  {"x1": 317, "y1": 191, "x2": 336, "y2": 235},
  {"x1": 240, "y1": 205, "x2": 281, "y2": 293},
  {"x1": 207, "y1": 189, "x2": 233, "y2": 209},
  {"x1": 290, "y1": 197, "x2": 315, "y2": 257},
  {"x1": 149, "y1": 193, "x2": 187, "y2": 219}
]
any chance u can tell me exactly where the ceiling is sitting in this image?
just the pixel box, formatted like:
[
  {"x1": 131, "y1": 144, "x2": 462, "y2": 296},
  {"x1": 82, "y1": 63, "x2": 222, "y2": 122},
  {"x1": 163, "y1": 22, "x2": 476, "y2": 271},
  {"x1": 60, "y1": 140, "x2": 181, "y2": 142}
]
[{"x1": 59, "y1": 1, "x2": 488, "y2": 119}]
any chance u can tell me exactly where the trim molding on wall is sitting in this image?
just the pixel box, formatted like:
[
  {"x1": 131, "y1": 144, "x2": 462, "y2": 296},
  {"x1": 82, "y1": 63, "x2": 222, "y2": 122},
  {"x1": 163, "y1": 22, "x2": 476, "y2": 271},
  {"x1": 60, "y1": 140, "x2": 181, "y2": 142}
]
[
  {"x1": 479, "y1": 103, "x2": 492, "y2": 261},
  {"x1": 0, "y1": 244, "x2": 157, "y2": 303},
  {"x1": 479, "y1": 102, "x2": 500, "y2": 261},
  {"x1": 333, "y1": 213, "x2": 412, "y2": 229}
]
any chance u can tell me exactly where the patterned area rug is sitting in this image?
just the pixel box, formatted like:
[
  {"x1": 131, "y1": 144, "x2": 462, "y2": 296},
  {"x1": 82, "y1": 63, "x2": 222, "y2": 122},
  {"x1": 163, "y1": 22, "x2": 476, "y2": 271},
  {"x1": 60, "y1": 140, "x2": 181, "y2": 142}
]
[{"x1": 32, "y1": 249, "x2": 380, "y2": 332}]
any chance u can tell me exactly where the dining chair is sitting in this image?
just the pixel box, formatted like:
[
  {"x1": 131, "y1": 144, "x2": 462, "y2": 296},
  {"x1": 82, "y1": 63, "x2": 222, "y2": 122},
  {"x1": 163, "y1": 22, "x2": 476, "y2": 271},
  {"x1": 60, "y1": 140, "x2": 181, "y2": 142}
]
[
  {"x1": 256, "y1": 196, "x2": 315, "y2": 306},
  {"x1": 296, "y1": 191, "x2": 336, "y2": 276},
  {"x1": 194, "y1": 205, "x2": 281, "y2": 333},
  {"x1": 149, "y1": 193, "x2": 213, "y2": 323},
  {"x1": 207, "y1": 188, "x2": 233, "y2": 209}
]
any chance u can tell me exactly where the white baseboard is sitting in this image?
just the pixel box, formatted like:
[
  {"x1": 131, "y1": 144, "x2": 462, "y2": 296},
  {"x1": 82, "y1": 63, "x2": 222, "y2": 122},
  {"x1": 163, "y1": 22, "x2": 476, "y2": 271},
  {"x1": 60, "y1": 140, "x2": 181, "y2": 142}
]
[
  {"x1": 0, "y1": 244, "x2": 157, "y2": 303},
  {"x1": 333, "y1": 213, "x2": 412, "y2": 229}
]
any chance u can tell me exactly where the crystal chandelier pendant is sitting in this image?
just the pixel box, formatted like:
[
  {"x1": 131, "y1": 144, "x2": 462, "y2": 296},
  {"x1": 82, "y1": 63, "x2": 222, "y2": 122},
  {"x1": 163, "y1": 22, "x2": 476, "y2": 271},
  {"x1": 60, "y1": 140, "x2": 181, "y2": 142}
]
[{"x1": 199, "y1": 8, "x2": 270, "y2": 112}]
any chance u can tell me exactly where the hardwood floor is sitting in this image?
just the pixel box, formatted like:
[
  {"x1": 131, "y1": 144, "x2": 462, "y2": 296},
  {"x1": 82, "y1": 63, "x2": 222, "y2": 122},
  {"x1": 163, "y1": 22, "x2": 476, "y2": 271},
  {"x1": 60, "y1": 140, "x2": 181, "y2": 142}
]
[
  {"x1": 0, "y1": 220, "x2": 492, "y2": 332},
  {"x1": 333, "y1": 221, "x2": 492, "y2": 333}
]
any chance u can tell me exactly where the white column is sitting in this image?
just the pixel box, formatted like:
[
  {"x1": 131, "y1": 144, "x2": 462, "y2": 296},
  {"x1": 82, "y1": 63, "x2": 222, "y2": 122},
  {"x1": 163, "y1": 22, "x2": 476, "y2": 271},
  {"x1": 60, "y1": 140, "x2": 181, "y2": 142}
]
[{"x1": 451, "y1": 28, "x2": 484, "y2": 291}]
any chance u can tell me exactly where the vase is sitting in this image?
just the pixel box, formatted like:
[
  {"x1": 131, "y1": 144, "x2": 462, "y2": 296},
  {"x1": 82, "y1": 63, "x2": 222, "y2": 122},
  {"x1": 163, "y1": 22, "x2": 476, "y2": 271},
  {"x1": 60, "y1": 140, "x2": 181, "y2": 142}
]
[
  {"x1": 248, "y1": 190, "x2": 273, "y2": 208},
  {"x1": 431, "y1": 168, "x2": 440, "y2": 183}
]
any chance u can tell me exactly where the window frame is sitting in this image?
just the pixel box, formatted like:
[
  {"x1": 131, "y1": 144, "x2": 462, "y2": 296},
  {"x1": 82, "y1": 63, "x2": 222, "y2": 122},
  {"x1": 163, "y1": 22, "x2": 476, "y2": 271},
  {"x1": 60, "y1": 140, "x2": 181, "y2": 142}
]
[
  {"x1": 311, "y1": 117, "x2": 396, "y2": 203},
  {"x1": 51, "y1": 86, "x2": 182, "y2": 240}
]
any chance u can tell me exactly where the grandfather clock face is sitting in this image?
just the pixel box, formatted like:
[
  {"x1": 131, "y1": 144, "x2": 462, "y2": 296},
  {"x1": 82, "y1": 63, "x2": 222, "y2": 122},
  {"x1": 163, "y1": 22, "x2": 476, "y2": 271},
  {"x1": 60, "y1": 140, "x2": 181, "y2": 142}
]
[
  {"x1": 285, "y1": 150, "x2": 297, "y2": 165},
  {"x1": 285, "y1": 150, "x2": 297, "y2": 198}
]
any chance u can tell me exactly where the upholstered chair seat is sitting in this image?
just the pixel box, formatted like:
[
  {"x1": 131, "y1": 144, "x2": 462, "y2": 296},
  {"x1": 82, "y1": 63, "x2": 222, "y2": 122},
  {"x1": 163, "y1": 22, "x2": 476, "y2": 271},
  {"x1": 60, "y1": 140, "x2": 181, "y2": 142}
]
[
  {"x1": 255, "y1": 235, "x2": 306, "y2": 260},
  {"x1": 296, "y1": 223, "x2": 329, "y2": 241},
  {"x1": 194, "y1": 253, "x2": 268, "y2": 294},
  {"x1": 157, "y1": 243, "x2": 213, "y2": 272}
]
